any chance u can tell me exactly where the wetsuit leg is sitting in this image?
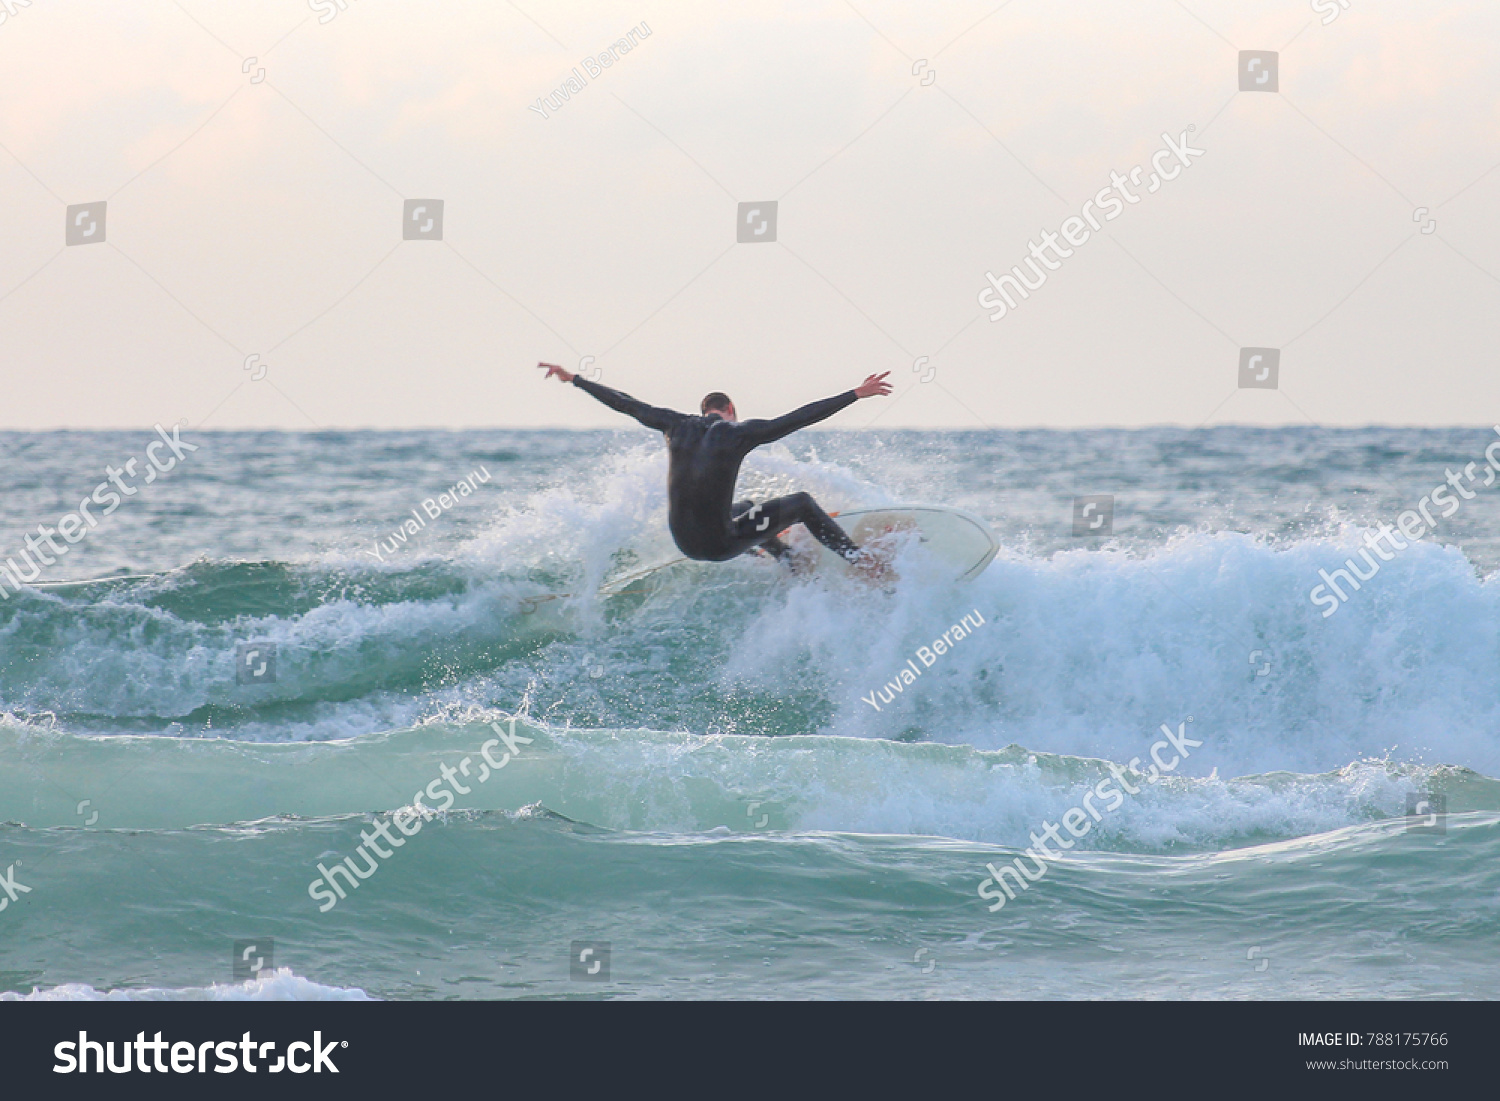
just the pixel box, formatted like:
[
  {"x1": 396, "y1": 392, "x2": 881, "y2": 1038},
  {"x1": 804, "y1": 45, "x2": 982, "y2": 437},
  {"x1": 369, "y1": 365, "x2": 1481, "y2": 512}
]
[
  {"x1": 727, "y1": 492, "x2": 858, "y2": 561},
  {"x1": 731, "y1": 500, "x2": 790, "y2": 558}
]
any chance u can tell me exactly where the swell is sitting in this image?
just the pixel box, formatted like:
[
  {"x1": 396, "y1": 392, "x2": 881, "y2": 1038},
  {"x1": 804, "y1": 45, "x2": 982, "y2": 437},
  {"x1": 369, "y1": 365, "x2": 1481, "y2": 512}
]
[
  {"x1": 0, "y1": 559, "x2": 569, "y2": 730},
  {"x1": 5, "y1": 530, "x2": 1500, "y2": 781},
  {"x1": 2, "y1": 811, "x2": 1497, "y2": 999},
  {"x1": 1, "y1": 718, "x2": 1495, "y2": 850}
]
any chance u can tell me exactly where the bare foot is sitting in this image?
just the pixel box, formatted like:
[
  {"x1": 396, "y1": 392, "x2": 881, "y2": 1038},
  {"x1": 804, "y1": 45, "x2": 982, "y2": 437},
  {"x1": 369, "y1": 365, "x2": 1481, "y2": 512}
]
[{"x1": 850, "y1": 547, "x2": 895, "y2": 584}]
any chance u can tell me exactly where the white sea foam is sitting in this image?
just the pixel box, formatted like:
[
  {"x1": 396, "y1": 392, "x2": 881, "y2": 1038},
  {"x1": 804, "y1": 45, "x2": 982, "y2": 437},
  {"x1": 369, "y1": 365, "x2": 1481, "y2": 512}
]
[
  {"x1": 5, "y1": 440, "x2": 1500, "y2": 808},
  {"x1": 0, "y1": 968, "x2": 373, "y2": 1001}
]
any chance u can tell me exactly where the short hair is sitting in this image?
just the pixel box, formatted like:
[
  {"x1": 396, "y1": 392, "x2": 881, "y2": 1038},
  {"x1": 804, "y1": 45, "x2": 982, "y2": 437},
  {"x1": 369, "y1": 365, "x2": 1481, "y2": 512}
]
[{"x1": 700, "y1": 392, "x2": 733, "y2": 415}]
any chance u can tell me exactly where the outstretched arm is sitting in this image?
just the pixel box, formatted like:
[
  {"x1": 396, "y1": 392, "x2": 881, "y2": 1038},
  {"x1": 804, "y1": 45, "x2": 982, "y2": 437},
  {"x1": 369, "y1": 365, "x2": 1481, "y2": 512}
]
[
  {"x1": 735, "y1": 372, "x2": 892, "y2": 447},
  {"x1": 539, "y1": 362, "x2": 686, "y2": 434}
]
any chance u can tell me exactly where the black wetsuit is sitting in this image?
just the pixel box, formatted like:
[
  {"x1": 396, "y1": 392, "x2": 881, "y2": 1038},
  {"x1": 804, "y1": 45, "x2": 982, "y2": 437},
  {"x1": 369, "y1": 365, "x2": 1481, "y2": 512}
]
[{"x1": 572, "y1": 376, "x2": 861, "y2": 563}]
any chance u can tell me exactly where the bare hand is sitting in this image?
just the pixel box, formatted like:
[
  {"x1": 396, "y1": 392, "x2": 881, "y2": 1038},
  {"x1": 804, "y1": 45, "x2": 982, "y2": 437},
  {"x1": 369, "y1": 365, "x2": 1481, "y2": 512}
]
[
  {"x1": 854, "y1": 372, "x2": 892, "y2": 399},
  {"x1": 539, "y1": 361, "x2": 575, "y2": 384}
]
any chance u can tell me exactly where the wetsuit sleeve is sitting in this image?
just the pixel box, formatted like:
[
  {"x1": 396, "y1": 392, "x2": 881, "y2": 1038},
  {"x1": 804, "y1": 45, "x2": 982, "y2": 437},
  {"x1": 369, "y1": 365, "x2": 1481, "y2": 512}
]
[
  {"x1": 734, "y1": 390, "x2": 858, "y2": 447},
  {"x1": 571, "y1": 377, "x2": 686, "y2": 433}
]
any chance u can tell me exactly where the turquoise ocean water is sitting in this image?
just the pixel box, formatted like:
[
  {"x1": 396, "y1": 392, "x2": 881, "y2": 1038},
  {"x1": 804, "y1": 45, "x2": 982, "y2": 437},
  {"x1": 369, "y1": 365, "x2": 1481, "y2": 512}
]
[{"x1": 1, "y1": 425, "x2": 1499, "y2": 999}]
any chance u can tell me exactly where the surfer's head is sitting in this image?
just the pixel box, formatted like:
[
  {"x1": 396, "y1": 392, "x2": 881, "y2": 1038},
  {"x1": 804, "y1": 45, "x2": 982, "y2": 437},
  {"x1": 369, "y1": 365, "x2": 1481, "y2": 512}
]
[{"x1": 700, "y1": 392, "x2": 736, "y2": 421}]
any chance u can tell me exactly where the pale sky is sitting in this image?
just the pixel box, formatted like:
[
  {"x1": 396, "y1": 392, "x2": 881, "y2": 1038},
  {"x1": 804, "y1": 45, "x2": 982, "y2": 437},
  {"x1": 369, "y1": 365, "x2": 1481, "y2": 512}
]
[{"x1": 0, "y1": 0, "x2": 1497, "y2": 429}]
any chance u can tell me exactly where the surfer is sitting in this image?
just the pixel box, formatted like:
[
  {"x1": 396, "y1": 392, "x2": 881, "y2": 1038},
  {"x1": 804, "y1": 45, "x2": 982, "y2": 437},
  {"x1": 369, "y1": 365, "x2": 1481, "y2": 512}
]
[{"x1": 539, "y1": 363, "x2": 892, "y2": 565}]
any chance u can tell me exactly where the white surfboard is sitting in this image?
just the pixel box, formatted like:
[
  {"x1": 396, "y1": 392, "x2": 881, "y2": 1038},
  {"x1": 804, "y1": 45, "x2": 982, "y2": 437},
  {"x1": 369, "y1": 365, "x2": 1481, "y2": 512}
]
[
  {"x1": 789, "y1": 505, "x2": 998, "y2": 582},
  {"x1": 598, "y1": 504, "x2": 998, "y2": 595}
]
